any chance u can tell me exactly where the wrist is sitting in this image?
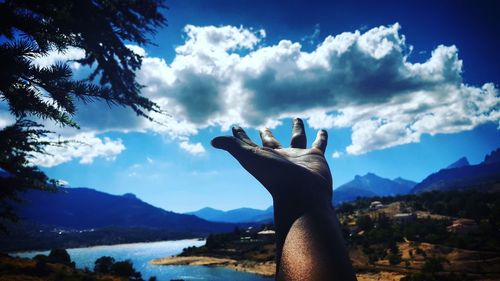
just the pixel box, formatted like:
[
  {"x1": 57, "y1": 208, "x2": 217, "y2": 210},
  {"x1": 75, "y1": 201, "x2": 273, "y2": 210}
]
[
  {"x1": 272, "y1": 182, "x2": 332, "y2": 211},
  {"x1": 271, "y1": 188, "x2": 333, "y2": 268},
  {"x1": 271, "y1": 183, "x2": 333, "y2": 235}
]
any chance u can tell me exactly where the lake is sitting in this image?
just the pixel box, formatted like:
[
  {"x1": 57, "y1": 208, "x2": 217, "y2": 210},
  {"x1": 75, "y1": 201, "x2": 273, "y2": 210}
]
[{"x1": 13, "y1": 239, "x2": 273, "y2": 281}]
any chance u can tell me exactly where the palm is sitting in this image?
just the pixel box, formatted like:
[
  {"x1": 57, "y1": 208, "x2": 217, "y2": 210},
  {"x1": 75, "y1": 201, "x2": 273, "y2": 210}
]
[{"x1": 212, "y1": 119, "x2": 332, "y2": 199}]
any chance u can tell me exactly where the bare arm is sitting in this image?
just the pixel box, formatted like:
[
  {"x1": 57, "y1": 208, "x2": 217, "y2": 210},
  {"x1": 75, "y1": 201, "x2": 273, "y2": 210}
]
[{"x1": 212, "y1": 118, "x2": 357, "y2": 281}]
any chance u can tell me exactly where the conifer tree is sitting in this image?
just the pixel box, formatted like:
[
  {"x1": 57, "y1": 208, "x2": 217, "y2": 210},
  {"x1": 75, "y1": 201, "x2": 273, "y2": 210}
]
[{"x1": 0, "y1": 0, "x2": 167, "y2": 220}]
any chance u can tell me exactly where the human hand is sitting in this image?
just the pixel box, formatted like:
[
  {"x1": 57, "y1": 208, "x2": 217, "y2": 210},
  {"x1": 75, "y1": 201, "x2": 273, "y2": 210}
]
[
  {"x1": 212, "y1": 119, "x2": 357, "y2": 281},
  {"x1": 211, "y1": 118, "x2": 332, "y2": 207}
]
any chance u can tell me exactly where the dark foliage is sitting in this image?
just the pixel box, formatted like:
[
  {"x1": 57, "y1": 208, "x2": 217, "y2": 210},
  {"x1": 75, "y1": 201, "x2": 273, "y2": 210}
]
[
  {"x1": 401, "y1": 257, "x2": 458, "y2": 281},
  {"x1": 0, "y1": 120, "x2": 57, "y2": 225},
  {"x1": 181, "y1": 226, "x2": 276, "y2": 262},
  {"x1": 94, "y1": 256, "x2": 115, "y2": 274},
  {"x1": 110, "y1": 260, "x2": 142, "y2": 280},
  {"x1": 0, "y1": 0, "x2": 167, "y2": 221},
  {"x1": 48, "y1": 248, "x2": 71, "y2": 265},
  {"x1": 94, "y1": 255, "x2": 144, "y2": 280}
]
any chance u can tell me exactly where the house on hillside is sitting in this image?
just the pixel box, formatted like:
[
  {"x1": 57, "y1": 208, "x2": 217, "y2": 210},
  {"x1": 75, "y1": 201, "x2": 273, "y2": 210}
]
[
  {"x1": 447, "y1": 218, "x2": 478, "y2": 234},
  {"x1": 257, "y1": 229, "x2": 275, "y2": 241},
  {"x1": 393, "y1": 213, "x2": 416, "y2": 224},
  {"x1": 370, "y1": 201, "x2": 384, "y2": 210}
]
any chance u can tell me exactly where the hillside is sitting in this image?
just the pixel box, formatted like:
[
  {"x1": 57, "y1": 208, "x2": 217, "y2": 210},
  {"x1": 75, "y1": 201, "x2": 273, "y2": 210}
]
[
  {"x1": 15, "y1": 187, "x2": 234, "y2": 233},
  {"x1": 0, "y1": 187, "x2": 239, "y2": 252},
  {"x1": 164, "y1": 189, "x2": 500, "y2": 280}
]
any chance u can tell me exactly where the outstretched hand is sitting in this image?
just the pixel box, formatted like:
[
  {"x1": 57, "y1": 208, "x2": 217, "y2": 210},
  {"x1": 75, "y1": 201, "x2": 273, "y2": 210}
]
[
  {"x1": 212, "y1": 118, "x2": 357, "y2": 281},
  {"x1": 211, "y1": 118, "x2": 332, "y2": 207}
]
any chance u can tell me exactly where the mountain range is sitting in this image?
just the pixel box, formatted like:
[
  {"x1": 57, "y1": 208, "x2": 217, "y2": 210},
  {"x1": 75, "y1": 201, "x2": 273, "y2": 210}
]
[
  {"x1": 332, "y1": 173, "x2": 416, "y2": 205},
  {"x1": 410, "y1": 148, "x2": 500, "y2": 193},
  {"x1": 187, "y1": 206, "x2": 274, "y2": 223},
  {"x1": 6, "y1": 148, "x2": 500, "y2": 240},
  {"x1": 190, "y1": 148, "x2": 500, "y2": 221},
  {"x1": 14, "y1": 187, "x2": 235, "y2": 233},
  {"x1": 187, "y1": 173, "x2": 418, "y2": 221}
]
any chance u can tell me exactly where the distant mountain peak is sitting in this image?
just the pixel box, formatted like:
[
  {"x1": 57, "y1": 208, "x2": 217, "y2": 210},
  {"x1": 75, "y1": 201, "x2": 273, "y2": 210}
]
[
  {"x1": 333, "y1": 173, "x2": 416, "y2": 205},
  {"x1": 482, "y1": 148, "x2": 500, "y2": 165},
  {"x1": 122, "y1": 193, "x2": 137, "y2": 199},
  {"x1": 393, "y1": 177, "x2": 417, "y2": 185},
  {"x1": 446, "y1": 157, "x2": 470, "y2": 169},
  {"x1": 353, "y1": 173, "x2": 381, "y2": 180},
  {"x1": 198, "y1": 207, "x2": 218, "y2": 211}
]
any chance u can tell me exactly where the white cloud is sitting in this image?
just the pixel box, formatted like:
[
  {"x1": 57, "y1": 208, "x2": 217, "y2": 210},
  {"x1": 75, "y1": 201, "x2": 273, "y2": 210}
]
[
  {"x1": 179, "y1": 141, "x2": 206, "y2": 155},
  {"x1": 128, "y1": 22, "x2": 496, "y2": 155},
  {"x1": 55, "y1": 179, "x2": 70, "y2": 186},
  {"x1": 0, "y1": 101, "x2": 15, "y2": 129},
  {"x1": 32, "y1": 47, "x2": 85, "y2": 68},
  {"x1": 30, "y1": 133, "x2": 125, "y2": 167},
  {"x1": 332, "y1": 151, "x2": 342, "y2": 158},
  {"x1": 8, "y1": 23, "x2": 498, "y2": 162},
  {"x1": 339, "y1": 83, "x2": 499, "y2": 154}
]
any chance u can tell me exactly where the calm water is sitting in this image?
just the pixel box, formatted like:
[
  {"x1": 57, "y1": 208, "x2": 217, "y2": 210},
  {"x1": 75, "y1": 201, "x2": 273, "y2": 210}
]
[{"x1": 13, "y1": 239, "x2": 273, "y2": 281}]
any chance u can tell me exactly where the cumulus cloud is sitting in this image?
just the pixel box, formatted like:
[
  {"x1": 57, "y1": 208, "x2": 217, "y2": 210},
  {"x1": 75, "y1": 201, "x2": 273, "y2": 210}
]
[
  {"x1": 332, "y1": 151, "x2": 342, "y2": 159},
  {"x1": 9, "y1": 22, "x2": 498, "y2": 164},
  {"x1": 128, "y1": 22, "x2": 497, "y2": 155},
  {"x1": 30, "y1": 133, "x2": 125, "y2": 167},
  {"x1": 179, "y1": 140, "x2": 206, "y2": 155}
]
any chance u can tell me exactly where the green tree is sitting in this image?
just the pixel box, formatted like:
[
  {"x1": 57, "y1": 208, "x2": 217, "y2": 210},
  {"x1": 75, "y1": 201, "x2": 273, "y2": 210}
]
[
  {"x1": 422, "y1": 256, "x2": 445, "y2": 274},
  {"x1": 111, "y1": 260, "x2": 142, "y2": 280},
  {"x1": 48, "y1": 248, "x2": 72, "y2": 266},
  {"x1": 0, "y1": 0, "x2": 167, "y2": 220},
  {"x1": 387, "y1": 253, "x2": 401, "y2": 265},
  {"x1": 356, "y1": 215, "x2": 373, "y2": 231},
  {"x1": 94, "y1": 256, "x2": 115, "y2": 274}
]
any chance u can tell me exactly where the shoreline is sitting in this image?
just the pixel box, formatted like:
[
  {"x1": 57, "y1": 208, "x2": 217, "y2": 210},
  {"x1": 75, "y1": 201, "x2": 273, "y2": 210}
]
[
  {"x1": 10, "y1": 238, "x2": 205, "y2": 255},
  {"x1": 150, "y1": 256, "x2": 276, "y2": 277},
  {"x1": 150, "y1": 255, "x2": 409, "y2": 280}
]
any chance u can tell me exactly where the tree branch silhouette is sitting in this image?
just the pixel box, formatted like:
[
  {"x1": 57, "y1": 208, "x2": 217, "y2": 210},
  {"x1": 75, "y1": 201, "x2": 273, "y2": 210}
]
[{"x1": 0, "y1": 0, "x2": 167, "y2": 222}]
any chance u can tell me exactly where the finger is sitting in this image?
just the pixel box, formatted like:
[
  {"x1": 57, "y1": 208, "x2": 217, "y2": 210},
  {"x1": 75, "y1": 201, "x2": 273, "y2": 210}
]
[
  {"x1": 212, "y1": 136, "x2": 265, "y2": 177},
  {"x1": 290, "y1": 118, "x2": 307, "y2": 148},
  {"x1": 259, "y1": 128, "x2": 282, "y2": 149},
  {"x1": 312, "y1": 129, "x2": 328, "y2": 153},
  {"x1": 211, "y1": 136, "x2": 245, "y2": 155},
  {"x1": 232, "y1": 126, "x2": 258, "y2": 147}
]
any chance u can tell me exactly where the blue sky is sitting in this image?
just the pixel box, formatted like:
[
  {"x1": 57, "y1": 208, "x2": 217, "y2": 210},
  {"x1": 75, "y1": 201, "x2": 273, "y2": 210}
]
[{"x1": 18, "y1": 0, "x2": 500, "y2": 212}]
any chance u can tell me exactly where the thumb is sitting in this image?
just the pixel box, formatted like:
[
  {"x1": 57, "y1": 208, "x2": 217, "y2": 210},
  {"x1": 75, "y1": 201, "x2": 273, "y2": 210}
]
[
  {"x1": 211, "y1": 136, "x2": 245, "y2": 156},
  {"x1": 212, "y1": 136, "x2": 259, "y2": 170}
]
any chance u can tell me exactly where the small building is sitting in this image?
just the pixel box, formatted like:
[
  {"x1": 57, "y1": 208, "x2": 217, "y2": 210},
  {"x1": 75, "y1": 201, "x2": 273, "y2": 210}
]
[
  {"x1": 257, "y1": 229, "x2": 275, "y2": 241},
  {"x1": 393, "y1": 213, "x2": 417, "y2": 224},
  {"x1": 370, "y1": 201, "x2": 384, "y2": 210},
  {"x1": 447, "y1": 218, "x2": 478, "y2": 234}
]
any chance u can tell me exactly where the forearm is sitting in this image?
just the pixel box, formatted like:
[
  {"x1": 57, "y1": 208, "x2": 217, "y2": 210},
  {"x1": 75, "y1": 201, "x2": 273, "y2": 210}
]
[{"x1": 273, "y1": 197, "x2": 357, "y2": 281}]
